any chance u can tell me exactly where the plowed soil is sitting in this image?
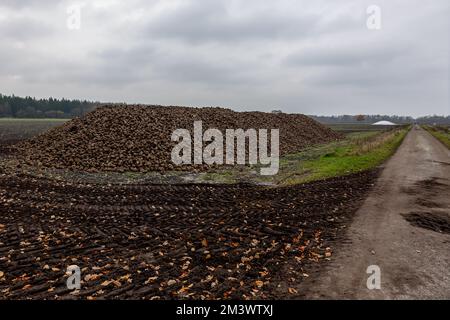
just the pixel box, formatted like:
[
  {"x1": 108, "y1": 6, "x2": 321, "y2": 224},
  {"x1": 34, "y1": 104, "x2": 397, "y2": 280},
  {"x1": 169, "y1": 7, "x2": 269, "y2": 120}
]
[{"x1": 0, "y1": 162, "x2": 378, "y2": 299}]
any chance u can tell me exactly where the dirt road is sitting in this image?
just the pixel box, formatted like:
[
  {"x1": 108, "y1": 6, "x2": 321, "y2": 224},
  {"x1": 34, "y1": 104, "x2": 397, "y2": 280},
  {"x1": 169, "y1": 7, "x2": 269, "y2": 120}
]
[{"x1": 300, "y1": 126, "x2": 450, "y2": 299}]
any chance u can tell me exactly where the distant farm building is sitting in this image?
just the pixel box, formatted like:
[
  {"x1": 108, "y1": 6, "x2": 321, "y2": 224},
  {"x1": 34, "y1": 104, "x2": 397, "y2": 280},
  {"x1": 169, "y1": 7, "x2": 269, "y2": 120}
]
[{"x1": 372, "y1": 120, "x2": 397, "y2": 126}]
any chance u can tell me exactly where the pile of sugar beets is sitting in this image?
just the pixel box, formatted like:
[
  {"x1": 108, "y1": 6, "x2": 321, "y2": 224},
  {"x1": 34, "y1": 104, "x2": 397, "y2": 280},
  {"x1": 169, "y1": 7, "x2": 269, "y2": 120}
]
[{"x1": 15, "y1": 105, "x2": 341, "y2": 172}]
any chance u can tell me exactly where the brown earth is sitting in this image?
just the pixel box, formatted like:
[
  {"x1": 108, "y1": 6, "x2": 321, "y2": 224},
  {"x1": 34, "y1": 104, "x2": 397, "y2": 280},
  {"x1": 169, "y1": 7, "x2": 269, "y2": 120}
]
[
  {"x1": 0, "y1": 162, "x2": 377, "y2": 299},
  {"x1": 5, "y1": 121, "x2": 446, "y2": 300},
  {"x1": 14, "y1": 105, "x2": 340, "y2": 172}
]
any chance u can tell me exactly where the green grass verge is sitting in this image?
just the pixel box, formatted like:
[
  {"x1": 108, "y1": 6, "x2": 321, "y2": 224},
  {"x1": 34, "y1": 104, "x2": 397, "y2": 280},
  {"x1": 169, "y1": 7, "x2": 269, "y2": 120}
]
[
  {"x1": 422, "y1": 125, "x2": 450, "y2": 149},
  {"x1": 293, "y1": 127, "x2": 409, "y2": 183},
  {"x1": 192, "y1": 127, "x2": 409, "y2": 186}
]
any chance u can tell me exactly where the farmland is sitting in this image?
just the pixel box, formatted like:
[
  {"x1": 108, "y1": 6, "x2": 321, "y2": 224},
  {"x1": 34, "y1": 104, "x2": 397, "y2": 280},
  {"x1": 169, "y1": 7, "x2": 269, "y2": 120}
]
[
  {"x1": 0, "y1": 118, "x2": 67, "y2": 147},
  {"x1": 0, "y1": 115, "x2": 407, "y2": 299},
  {"x1": 199, "y1": 126, "x2": 408, "y2": 185},
  {"x1": 326, "y1": 123, "x2": 401, "y2": 133}
]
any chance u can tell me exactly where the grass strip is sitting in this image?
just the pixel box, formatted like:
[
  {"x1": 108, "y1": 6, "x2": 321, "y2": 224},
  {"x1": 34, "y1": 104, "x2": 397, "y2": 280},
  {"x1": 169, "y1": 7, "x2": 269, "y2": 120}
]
[
  {"x1": 283, "y1": 127, "x2": 410, "y2": 184},
  {"x1": 422, "y1": 125, "x2": 450, "y2": 149}
]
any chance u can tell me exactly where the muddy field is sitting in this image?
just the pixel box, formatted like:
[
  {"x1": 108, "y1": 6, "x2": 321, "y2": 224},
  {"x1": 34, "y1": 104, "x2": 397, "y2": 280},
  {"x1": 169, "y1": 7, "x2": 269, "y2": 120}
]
[
  {"x1": 0, "y1": 119, "x2": 67, "y2": 156},
  {"x1": 0, "y1": 121, "x2": 378, "y2": 299},
  {"x1": 0, "y1": 167, "x2": 378, "y2": 300}
]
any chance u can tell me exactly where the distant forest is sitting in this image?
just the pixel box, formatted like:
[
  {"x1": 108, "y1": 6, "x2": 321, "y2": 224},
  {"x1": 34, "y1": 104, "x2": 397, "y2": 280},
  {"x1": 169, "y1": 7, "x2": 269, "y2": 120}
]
[
  {"x1": 0, "y1": 94, "x2": 97, "y2": 118},
  {"x1": 0, "y1": 94, "x2": 449, "y2": 124},
  {"x1": 310, "y1": 114, "x2": 450, "y2": 125}
]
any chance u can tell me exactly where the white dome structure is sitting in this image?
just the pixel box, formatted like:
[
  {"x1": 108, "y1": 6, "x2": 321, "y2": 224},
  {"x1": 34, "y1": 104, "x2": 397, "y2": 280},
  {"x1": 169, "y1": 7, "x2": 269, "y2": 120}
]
[{"x1": 372, "y1": 120, "x2": 397, "y2": 125}]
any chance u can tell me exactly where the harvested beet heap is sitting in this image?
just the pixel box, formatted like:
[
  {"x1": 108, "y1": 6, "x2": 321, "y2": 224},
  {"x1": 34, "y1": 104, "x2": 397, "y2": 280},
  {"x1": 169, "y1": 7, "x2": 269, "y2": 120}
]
[{"x1": 16, "y1": 105, "x2": 340, "y2": 172}]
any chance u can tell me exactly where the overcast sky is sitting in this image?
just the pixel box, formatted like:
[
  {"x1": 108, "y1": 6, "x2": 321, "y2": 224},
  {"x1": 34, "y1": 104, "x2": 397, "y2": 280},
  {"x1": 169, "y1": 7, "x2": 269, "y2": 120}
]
[{"x1": 0, "y1": 0, "x2": 448, "y2": 116}]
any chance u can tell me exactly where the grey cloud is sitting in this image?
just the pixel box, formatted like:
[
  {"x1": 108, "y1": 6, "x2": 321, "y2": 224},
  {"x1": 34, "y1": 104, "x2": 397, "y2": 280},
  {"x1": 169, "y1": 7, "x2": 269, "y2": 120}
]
[
  {"x1": 0, "y1": 0, "x2": 448, "y2": 117},
  {"x1": 152, "y1": 56, "x2": 247, "y2": 85},
  {"x1": 95, "y1": 45, "x2": 157, "y2": 66},
  {"x1": 284, "y1": 44, "x2": 410, "y2": 67},
  {"x1": 0, "y1": 0, "x2": 61, "y2": 9},
  {"x1": 0, "y1": 16, "x2": 54, "y2": 40},
  {"x1": 141, "y1": 1, "x2": 321, "y2": 43}
]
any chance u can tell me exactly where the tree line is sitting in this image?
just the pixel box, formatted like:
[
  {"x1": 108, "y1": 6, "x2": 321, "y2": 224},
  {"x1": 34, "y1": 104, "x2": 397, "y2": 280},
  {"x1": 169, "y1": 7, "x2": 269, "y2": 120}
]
[
  {"x1": 0, "y1": 94, "x2": 97, "y2": 118},
  {"x1": 310, "y1": 114, "x2": 450, "y2": 125},
  {"x1": 1, "y1": 94, "x2": 449, "y2": 124}
]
